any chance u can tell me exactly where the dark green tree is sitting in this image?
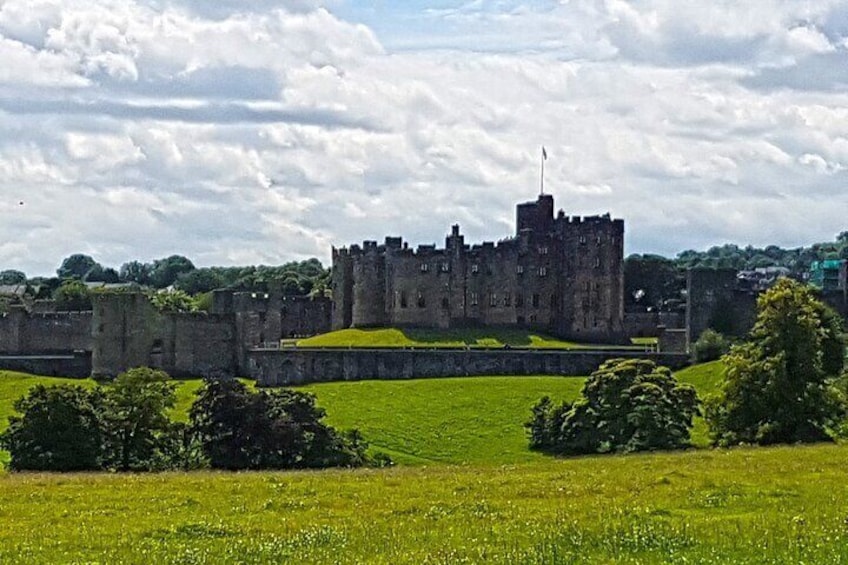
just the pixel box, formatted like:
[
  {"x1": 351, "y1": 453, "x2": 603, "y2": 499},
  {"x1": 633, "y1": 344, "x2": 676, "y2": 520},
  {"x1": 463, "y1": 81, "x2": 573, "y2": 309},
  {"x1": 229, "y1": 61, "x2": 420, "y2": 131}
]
[
  {"x1": 175, "y1": 269, "x2": 225, "y2": 295},
  {"x1": 150, "y1": 255, "x2": 195, "y2": 288},
  {"x1": 189, "y1": 377, "x2": 369, "y2": 470},
  {"x1": 85, "y1": 264, "x2": 120, "y2": 283},
  {"x1": 119, "y1": 260, "x2": 153, "y2": 285},
  {"x1": 0, "y1": 385, "x2": 105, "y2": 471},
  {"x1": 57, "y1": 254, "x2": 98, "y2": 280},
  {"x1": 0, "y1": 269, "x2": 26, "y2": 285},
  {"x1": 705, "y1": 278, "x2": 846, "y2": 446},
  {"x1": 102, "y1": 367, "x2": 177, "y2": 471},
  {"x1": 526, "y1": 359, "x2": 700, "y2": 455},
  {"x1": 53, "y1": 279, "x2": 93, "y2": 311}
]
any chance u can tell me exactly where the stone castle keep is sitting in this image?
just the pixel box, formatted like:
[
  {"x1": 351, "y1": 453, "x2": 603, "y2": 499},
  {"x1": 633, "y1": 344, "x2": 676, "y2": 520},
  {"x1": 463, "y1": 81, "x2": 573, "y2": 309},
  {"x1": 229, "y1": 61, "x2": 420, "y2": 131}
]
[{"x1": 331, "y1": 194, "x2": 626, "y2": 343}]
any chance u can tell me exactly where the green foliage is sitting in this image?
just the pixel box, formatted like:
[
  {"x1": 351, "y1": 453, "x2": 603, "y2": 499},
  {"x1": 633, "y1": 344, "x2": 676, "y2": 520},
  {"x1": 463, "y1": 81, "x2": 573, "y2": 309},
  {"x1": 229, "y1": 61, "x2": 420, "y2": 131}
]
[
  {"x1": 0, "y1": 269, "x2": 26, "y2": 285},
  {"x1": 705, "y1": 278, "x2": 847, "y2": 446},
  {"x1": 150, "y1": 255, "x2": 196, "y2": 288},
  {"x1": 85, "y1": 264, "x2": 120, "y2": 283},
  {"x1": 149, "y1": 289, "x2": 197, "y2": 313},
  {"x1": 692, "y1": 329, "x2": 729, "y2": 362},
  {"x1": 624, "y1": 254, "x2": 683, "y2": 310},
  {"x1": 175, "y1": 269, "x2": 225, "y2": 294},
  {"x1": 53, "y1": 279, "x2": 92, "y2": 311},
  {"x1": 189, "y1": 377, "x2": 369, "y2": 470},
  {"x1": 102, "y1": 368, "x2": 177, "y2": 471},
  {"x1": 0, "y1": 385, "x2": 104, "y2": 471},
  {"x1": 56, "y1": 253, "x2": 99, "y2": 280},
  {"x1": 119, "y1": 260, "x2": 153, "y2": 285},
  {"x1": 527, "y1": 359, "x2": 700, "y2": 455}
]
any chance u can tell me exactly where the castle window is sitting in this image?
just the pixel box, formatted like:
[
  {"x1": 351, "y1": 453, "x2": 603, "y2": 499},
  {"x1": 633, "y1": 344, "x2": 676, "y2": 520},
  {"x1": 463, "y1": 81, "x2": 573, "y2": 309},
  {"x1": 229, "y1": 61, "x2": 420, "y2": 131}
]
[
  {"x1": 579, "y1": 235, "x2": 587, "y2": 245},
  {"x1": 516, "y1": 265, "x2": 524, "y2": 275},
  {"x1": 441, "y1": 297, "x2": 449, "y2": 309},
  {"x1": 504, "y1": 292, "x2": 511, "y2": 306},
  {"x1": 532, "y1": 293, "x2": 540, "y2": 308},
  {"x1": 539, "y1": 246, "x2": 548, "y2": 255},
  {"x1": 417, "y1": 292, "x2": 426, "y2": 308},
  {"x1": 516, "y1": 294, "x2": 524, "y2": 307},
  {"x1": 551, "y1": 294, "x2": 558, "y2": 309},
  {"x1": 471, "y1": 264, "x2": 479, "y2": 274},
  {"x1": 594, "y1": 257, "x2": 601, "y2": 268},
  {"x1": 596, "y1": 235, "x2": 602, "y2": 245},
  {"x1": 539, "y1": 267, "x2": 547, "y2": 277},
  {"x1": 420, "y1": 263, "x2": 430, "y2": 273},
  {"x1": 470, "y1": 292, "x2": 478, "y2": 306},
  {"x1": 529, "y1": 314, "x2": 537, "y2": 324},
  {"x1": 400, "y1": 291, "x2": 407, "y2": 308},
  {"x1": 441, "y1": 262, "x2": 449, "y2": 272},
  {"x1": 489, "y1": 293, "x2": 498, "y2": 307}
]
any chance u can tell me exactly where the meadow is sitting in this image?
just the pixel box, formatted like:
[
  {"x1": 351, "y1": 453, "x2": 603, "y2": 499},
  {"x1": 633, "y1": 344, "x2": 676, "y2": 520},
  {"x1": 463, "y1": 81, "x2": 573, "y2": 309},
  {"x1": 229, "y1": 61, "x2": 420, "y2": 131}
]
[{"x1": 6, "y1": 361, "x2": 848, "y2": 563}]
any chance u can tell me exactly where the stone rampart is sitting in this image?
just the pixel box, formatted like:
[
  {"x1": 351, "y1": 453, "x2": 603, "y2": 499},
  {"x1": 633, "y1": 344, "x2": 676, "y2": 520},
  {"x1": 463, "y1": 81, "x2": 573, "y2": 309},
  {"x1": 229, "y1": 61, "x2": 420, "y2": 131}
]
[{"x1": 248, "y1": 348, "x2": 690, "y2": 386}]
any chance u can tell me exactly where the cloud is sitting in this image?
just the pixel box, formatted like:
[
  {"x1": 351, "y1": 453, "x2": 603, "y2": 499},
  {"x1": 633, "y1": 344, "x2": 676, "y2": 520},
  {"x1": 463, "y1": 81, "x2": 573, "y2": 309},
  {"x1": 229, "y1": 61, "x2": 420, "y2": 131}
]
[{"x1": 1, "y1": 0, "x2": 848, "y2": 277}]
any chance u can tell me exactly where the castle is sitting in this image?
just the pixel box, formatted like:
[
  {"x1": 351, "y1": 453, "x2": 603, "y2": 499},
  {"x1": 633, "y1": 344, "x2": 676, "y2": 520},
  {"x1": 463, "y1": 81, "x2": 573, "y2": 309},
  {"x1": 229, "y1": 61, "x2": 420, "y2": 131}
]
[{"x1": 331, "y1": 194, "x2": 626, "y2": 343}]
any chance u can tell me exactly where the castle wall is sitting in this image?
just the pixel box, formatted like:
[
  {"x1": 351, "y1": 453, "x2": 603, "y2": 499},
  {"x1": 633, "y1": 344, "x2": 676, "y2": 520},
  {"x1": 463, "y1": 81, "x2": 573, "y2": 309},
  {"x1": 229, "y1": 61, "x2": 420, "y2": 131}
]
[
  {"x1": 0, "y1": 306, "x2": 92, "y2": 355},
  {"x1": 249, "y1": 348, "x2": 690, "y2": 386},
  {"x1": 91, "y1": 293, "x2": 161, "y2": 378},
  {"x1": 351, "y1": 242, "x2": 387, "y2": 327},
  {"x1": 686, "y1": 268, "x2": 757, "y2": 344}
]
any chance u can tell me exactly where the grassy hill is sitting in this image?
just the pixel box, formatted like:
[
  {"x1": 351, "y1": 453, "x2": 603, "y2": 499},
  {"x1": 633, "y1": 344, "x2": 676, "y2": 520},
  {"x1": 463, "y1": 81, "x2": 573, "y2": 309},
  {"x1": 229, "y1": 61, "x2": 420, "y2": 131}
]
[
  {"x1": 295, "y1": 327, "x2": 642, "y2": 349},
  {"x1": 0, "y1": 361, "x2": 724, "y2": 466},
  {"x1": 1, "y1": 443, "x2": 847, "y2": 563}
]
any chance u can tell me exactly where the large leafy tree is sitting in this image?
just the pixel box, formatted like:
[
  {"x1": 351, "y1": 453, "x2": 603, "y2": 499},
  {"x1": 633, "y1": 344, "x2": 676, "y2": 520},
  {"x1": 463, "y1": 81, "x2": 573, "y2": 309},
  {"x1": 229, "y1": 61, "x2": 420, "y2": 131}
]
[
  {"x1": 527, "y1": 358, "x2": 700, "y2": 455},
  {"x1": 150, "y1": 255, "x2": 195, "y2": 288},
  {"x1": 103, "y1": 367, "x2": 177, "y2": 471},
  {"x1": 57, "y1": 253, "x2": 99, "y2": 280},
  {"x1": 0, "y1": 385, "x2": 105, "y2": 471},
  {"x1": 0, "y1": 269, "x2": 26, "y2": 285},
  {"x1": 189, "y1": 377, "x2": 368, "y2": 470},
  {"x1": 705, "y1": 278, "x2": 846, "y2": 446},
  {"x1": 53, "y1": 279, "x2": 93, "y2": 311}
]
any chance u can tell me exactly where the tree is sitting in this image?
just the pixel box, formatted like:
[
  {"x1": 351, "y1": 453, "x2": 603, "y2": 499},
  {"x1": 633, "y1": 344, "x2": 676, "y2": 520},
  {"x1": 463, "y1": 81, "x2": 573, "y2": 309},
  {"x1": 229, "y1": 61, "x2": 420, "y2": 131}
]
[
  {"x1": 705, "y1": 278, "x2": 846, "y2": 446},
  {"x1": 189, "y1": 377, "x2": 369, "y2": 470},
  {"x1": 692, "y1": 329, "x2": 729, "y2": 363},
  {"x1": 53, "y1": 279, "x2": 93, "y2": 311},
  {"x1": 119, "y1": 260, "x2": 153, "y2": 285},
  {"x1": 624, "y1": 254, "x2": 682, "y2": 310},
  {"x1": 526, "y1": 359, "x2": 700, "y2": 455},
  {"x1": 0, "y1": 269, "x2": 26, "y2": 285},
  {"x1": 102, "y1": 367, "x2": 177, "y2": 471},
  {"x1": 85, "y1": 264, "x2": 120, "y2": 283},
  {"x1": 175, "y1": 269, "x2": 225, "y2": 295},
  {"x1": 57, "y1": 254, "x2": 98, "y2": 280},
  {"x1": 150, "y1": 255, "x2": 195, "y2": 288},
  {"x1": 0, "y1": 385, "x2": 105, "y2": 471}
]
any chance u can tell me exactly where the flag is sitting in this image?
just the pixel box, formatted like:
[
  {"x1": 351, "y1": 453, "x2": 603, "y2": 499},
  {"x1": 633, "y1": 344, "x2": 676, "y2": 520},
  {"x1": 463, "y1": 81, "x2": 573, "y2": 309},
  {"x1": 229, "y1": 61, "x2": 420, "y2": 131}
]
[{"x1": 542, "y1": 146, "x2": 547, "y2": 160}]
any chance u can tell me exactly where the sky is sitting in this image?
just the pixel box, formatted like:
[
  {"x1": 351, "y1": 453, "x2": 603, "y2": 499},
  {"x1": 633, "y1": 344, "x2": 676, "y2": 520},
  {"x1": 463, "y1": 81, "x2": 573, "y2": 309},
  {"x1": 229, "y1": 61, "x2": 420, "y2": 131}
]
[{"x1": 1, "y1": 0, "x2": 847, "y2": 276}]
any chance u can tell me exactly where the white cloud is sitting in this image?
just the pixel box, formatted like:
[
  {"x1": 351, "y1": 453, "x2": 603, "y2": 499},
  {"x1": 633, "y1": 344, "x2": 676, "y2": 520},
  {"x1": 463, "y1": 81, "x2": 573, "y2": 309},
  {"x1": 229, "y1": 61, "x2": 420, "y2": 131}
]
[{"x1": 1, "y1": 0, "x2": 848, "y2": 276}]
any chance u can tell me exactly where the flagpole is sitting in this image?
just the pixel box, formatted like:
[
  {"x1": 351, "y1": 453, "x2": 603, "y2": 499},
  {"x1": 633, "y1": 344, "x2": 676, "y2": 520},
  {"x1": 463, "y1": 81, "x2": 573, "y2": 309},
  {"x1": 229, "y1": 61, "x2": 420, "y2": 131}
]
[{"x1": 540, "y1": 146, "x2": 545, "y2": 196}]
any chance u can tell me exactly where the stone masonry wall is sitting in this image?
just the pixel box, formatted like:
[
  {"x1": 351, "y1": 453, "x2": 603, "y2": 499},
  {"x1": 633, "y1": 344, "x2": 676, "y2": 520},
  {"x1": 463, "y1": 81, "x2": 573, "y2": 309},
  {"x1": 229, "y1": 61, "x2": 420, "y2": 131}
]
[{"x1": 249, "y1": 348, "x2": 690, "y2": 386}]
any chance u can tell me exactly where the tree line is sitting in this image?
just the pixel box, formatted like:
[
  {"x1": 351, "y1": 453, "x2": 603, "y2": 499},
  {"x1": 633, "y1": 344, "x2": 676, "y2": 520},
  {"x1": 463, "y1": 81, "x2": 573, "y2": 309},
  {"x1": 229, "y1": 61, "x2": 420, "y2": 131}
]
[
  {"x1": 0, "y1": 368, "x2": 385, "y2": 472},
  {"x1": 0, "y1": 254, "x2": 331, "y2": 312},
  {"x1": 625, "y1": 231, "x2": 848, "y2": 312},
  {"x1": 528, "y1": 278, "x2": 847, "y2": 455}
]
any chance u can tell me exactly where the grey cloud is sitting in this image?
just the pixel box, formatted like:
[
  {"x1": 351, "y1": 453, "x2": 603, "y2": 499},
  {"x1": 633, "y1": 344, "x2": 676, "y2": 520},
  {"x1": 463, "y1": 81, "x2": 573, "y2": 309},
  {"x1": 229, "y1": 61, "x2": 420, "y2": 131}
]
[
  {"x1": 742, "y1": 50, "x2": 848, "y2": 92},
  {"x1": 0, "y1": 97, "x2": 382, "y2": 130}
]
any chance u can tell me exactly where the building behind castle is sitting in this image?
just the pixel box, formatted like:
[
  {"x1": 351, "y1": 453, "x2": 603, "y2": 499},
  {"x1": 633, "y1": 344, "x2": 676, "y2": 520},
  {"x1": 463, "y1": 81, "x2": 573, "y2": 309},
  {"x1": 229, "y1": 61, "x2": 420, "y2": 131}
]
[{"x1": 331, "y1": 194, "x2": 626, "y2": 343}]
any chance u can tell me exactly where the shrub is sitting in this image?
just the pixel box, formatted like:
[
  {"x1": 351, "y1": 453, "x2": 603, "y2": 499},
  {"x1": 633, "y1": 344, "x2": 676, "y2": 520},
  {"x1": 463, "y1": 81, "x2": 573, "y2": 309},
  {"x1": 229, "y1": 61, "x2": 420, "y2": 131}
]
[
  {"x1": 526, "y1": 358, "x2": 700, "y2": 455},
  {"x1": 692, "y1": 329, "x2": 729, "y2": 362},
  {"x1": 0, "y1": 385, "x2": 105, "y2": 471}
]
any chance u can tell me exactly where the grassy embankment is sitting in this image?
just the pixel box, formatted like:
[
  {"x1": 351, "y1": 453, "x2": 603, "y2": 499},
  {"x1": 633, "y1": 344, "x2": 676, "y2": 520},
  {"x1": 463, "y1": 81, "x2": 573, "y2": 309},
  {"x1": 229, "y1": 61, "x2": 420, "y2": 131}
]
[{"x1": 295, "y1": 327, "x2": 648, "y2": 349}]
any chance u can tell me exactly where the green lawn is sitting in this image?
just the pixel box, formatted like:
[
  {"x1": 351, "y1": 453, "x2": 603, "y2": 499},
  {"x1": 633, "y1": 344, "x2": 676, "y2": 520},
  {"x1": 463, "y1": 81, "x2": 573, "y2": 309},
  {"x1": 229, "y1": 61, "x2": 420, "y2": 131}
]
[
  {"x1": 0, "y1": 362, "x2": 725, "y2": 466},
  {"x1": 296, "y1": 327, "x2": 638, "y2": 349},
  {"x1": 2, "y1": 444, "x2": 848, "y2": 563}
]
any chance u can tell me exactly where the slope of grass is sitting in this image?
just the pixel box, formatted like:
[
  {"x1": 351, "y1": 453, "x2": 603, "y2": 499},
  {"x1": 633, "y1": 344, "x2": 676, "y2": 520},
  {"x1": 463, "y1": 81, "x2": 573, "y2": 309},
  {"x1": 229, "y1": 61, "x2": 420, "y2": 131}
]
[
  {"x1": 2, "y1": 443, "x2": 848, "y2": 563},
  {"x1": 0, "y1": 362, "x2": 727, "y2": 466},
  {"x1": 296, "y1": 327, "x2": 634, "y2": 349}
]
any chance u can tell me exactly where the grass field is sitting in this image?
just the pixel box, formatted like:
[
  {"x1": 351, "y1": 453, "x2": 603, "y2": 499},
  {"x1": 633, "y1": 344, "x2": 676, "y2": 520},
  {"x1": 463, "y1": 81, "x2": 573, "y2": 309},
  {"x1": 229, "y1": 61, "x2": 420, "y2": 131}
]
[
  {"x1": 295, "y1": 327, "x2": 644, "y2": 349},
  {"x1": 7, "y1": 361, "x2": 848, "y2": 563},
  {"x1": 0, "y1": 362, "x2": 723, "y2": 466},
  {"x1": 1, "y1": 443, "x2": 847, "y2": 563}
]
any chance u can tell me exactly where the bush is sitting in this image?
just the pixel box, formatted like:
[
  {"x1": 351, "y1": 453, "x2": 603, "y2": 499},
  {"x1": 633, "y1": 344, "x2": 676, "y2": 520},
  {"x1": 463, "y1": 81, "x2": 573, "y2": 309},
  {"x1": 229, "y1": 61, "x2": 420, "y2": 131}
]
[
  {"x1": 526, "y1": 358, "x2": 700, "y2": 455},
  {"x1": 1, "y1": 385, "x2": 105, "y2": 471},
  {"x1": 692, "y1": 329, "x2": 729, "y2": 362},
  {"x1": 189, "y1": 377, "x2": 372, "y2": 470}
]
